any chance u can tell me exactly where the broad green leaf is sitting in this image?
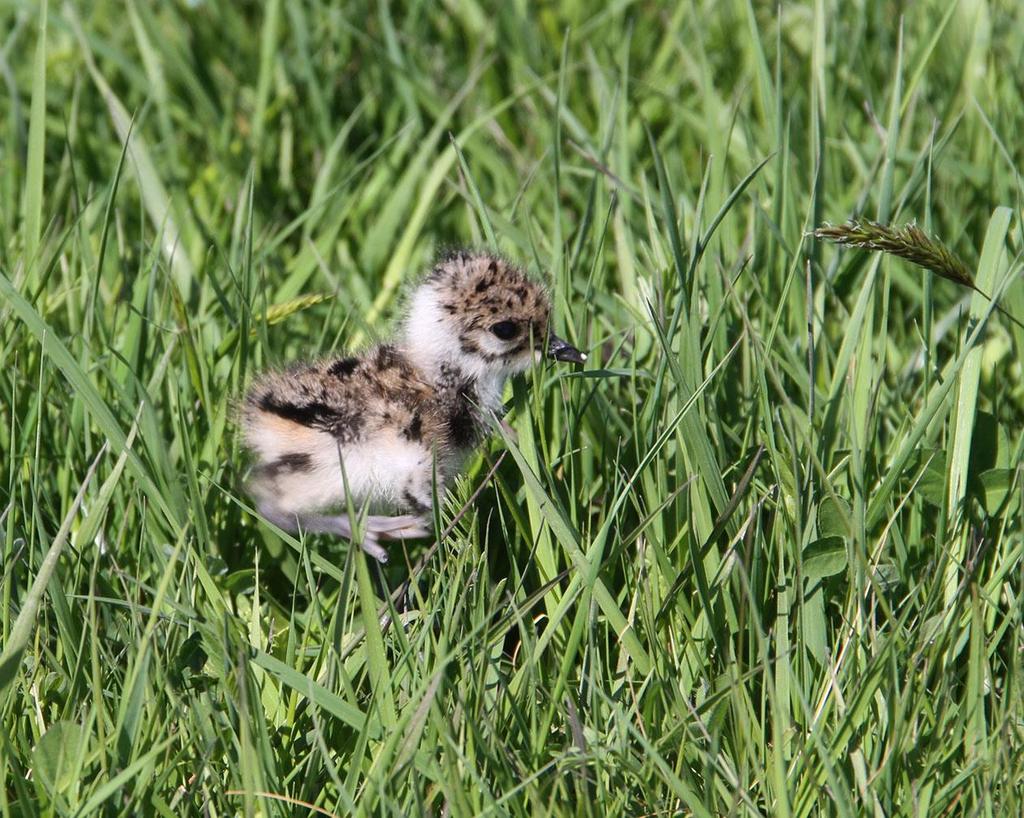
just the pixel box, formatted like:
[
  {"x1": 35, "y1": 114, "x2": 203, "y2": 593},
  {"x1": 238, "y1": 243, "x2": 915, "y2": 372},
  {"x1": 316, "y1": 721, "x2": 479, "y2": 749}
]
[
  {"x1": 803, "y1": 537, "x2": 847, "y2": 582},
  {"x1": 32, "y1": 721, "x2": 86, "y2": 797}
]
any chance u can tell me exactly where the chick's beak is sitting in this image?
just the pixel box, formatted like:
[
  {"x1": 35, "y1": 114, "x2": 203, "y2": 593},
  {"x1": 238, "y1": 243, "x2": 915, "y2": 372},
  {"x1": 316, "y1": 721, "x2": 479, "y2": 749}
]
[{"x1": 547, "y1": 332, "x2": 587, "y2": 364}]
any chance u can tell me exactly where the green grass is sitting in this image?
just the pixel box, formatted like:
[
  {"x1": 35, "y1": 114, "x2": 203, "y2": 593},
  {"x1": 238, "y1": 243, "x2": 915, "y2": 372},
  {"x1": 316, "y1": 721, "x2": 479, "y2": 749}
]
[{"x1": 2, "y1": 1, "x2": 1024, "y2": 815}]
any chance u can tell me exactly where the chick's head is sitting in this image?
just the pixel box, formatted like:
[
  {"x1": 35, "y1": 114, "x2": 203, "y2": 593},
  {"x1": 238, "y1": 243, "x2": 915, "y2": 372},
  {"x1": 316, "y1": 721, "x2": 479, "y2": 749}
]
[{"x1": 405, "y1": 250, "x2": 584, "y2": 378}]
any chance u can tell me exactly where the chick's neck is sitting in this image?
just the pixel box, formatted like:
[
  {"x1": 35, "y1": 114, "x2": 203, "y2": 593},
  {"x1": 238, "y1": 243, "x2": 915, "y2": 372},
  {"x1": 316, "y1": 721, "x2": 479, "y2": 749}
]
[{"x1": 400, "y1": 288, "x2": 508, "y2": 411}]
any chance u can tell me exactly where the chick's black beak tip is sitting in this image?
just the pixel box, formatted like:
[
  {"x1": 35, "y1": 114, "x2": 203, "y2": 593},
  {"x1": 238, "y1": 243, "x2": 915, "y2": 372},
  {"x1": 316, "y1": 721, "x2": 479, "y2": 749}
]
[{"x1": 547, "y1": 334, "x2": 587, "y2": 364}]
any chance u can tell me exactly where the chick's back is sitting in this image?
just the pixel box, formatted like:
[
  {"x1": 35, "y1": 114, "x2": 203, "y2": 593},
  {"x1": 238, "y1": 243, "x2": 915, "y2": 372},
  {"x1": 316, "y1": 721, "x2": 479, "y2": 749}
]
[
  {"x1": 240, "y1": 344, "x2": 461, "y2": 515},
  {"x1": 242, "y1": 344, "x2": 441, "y2": 462}
]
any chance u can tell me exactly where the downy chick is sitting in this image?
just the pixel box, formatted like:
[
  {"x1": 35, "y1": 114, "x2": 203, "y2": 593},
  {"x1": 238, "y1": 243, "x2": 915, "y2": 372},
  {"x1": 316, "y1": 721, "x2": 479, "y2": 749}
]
[{"x1": 241, "y1": 250, "x2": 585, "y2": 562}]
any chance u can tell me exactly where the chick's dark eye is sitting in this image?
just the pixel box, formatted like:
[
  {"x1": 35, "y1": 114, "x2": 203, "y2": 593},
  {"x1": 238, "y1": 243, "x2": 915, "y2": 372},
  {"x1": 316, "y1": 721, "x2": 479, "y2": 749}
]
[{"x1": 490, "y1": 320, "x2": 519, "y2": 340}]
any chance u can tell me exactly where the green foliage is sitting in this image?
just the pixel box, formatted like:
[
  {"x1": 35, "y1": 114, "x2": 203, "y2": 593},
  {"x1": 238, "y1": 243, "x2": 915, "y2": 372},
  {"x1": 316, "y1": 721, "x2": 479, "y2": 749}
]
[{"x1": 2, "y1": 1, "x2": 1024, "y2": 815}]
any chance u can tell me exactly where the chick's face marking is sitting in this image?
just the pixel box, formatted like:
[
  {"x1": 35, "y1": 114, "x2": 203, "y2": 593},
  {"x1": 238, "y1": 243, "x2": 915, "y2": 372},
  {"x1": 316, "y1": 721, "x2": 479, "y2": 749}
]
[{"x1": 424, "y1": 252, "x2": 553, "y2": 375}]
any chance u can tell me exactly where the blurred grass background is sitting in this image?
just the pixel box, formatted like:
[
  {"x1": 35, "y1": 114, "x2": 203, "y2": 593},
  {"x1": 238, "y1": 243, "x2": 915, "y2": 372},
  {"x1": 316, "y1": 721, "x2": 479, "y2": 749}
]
[{"x1": 2, "y1": 0, "x2": 1024, "y2": 815}]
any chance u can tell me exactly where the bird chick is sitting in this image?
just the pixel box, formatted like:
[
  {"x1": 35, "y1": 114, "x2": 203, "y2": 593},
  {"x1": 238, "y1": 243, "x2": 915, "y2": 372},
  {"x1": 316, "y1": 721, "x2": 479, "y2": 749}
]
[{"x1": 241, "y1": 250, "x2": 586, "y2": 562}]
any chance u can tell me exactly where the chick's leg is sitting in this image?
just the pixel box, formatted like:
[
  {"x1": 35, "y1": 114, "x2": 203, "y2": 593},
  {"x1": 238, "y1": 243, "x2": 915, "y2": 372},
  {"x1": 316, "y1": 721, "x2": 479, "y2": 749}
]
[
  {"x1": 256, "y1": 499, "x2": 392, "y2": 563},
  {"x1": 367, "y1": 514, "x2": 433, "y2": 539},
  {"x1": 364, "y1": 439, "x2": 440, "y2": 544},
  {"x1": 252, "y1": 435, "x2": 438, "y2": 563}
]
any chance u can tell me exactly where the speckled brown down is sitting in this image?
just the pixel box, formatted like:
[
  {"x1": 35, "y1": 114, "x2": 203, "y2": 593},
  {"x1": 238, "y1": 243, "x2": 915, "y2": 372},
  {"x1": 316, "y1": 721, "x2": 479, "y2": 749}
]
[{"x1": 241, "y1": 249, "x2": 586, "y2": 562}]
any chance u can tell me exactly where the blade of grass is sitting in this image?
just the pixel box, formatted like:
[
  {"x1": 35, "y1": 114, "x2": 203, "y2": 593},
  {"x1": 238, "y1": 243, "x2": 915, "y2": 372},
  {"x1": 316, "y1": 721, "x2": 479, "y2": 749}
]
[
  {"x1": 66, "y1": 2, "x2": 195, "y2": 295},
  {"x1": 0, "y1": 441, "x2": 105, "y2": 697},
  {"x1": 21, "y1": 0, "x2": 47, "y2": 273}
]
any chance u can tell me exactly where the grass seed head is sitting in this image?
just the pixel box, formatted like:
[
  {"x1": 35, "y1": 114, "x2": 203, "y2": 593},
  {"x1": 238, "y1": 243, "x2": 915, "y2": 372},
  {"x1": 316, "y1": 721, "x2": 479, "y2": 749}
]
[{"x1": 814, "y1": 219, "x2": 977, "y2": 291}]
